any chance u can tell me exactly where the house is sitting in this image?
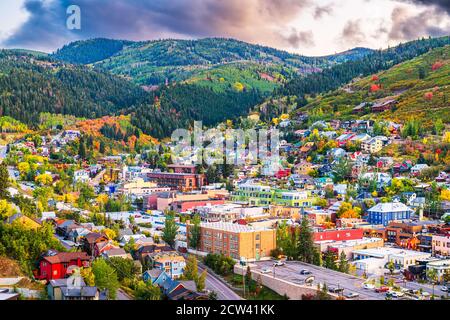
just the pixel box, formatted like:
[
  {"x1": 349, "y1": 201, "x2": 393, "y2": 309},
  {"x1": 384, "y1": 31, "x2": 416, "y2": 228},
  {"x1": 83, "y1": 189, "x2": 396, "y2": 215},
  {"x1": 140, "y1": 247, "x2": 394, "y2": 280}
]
[
  {"x1": 143, "y1": 269, "x2": 171, "y2": 286},
  {"x1": 135, "y1": 244, "x2": 174, "y2": 262},
  {"x1": 82, "y1": 232, "x2": 109, "y2": 256},
  {"x1": 327, "y1": 148, "x2": 346, "y2": 159},
  {"x1": 410, "y1": 164, "x2": 429, "y2": 176},
  {"x1": 371, "y1": 99, "x2": 397, "y2": 112},
  {"x1": 74, "y1": 170, "x2": 90, "y2": 183},
  {"x1": 336, "y1": 133, "x2": 356, "y2": 146},
  {"x1": 361, "y1": 137, "x2": 383, "y2": 153},
  {"x1": 102, "y1": 248, "x2": 132, "y2": 260},
  {"x1": 145, "y1": 251, "x2": 186, "y2": 279},
  {"x1": 162, "y1": 279, "x2": 207, "y2": 300},
  {"x1": 353, "y1": 102, "x2": 367, "y2": 114},
  {"x1": 47, "y1": 278, "x2": 100, "y2": 300},
  {"x1": 5, "y1": 213, "x2": 42, "y2": 230},
  {"x1": 35, "y1": 251, "x2": 91, "y2": 281},
  {"x1": 367, "y1": 202, "x2": 414, "y2": 226}
]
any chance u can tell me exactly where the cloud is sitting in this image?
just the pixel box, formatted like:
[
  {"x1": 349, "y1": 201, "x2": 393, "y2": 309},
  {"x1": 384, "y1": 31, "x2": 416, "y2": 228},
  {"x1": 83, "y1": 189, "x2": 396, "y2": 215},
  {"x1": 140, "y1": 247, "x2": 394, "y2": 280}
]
[
  {"x1": 283, "y1": 29, "x2": 315, "y2": 48},
  {"x1": 388, "y1": 6, "x2": 450, "y2": 41},
  {"x1": 314, "y1": 4, "x2": 334, "y2": 19},
  {"x1": 397, "y1": 0, "x2": 450, "y2": 14},
  {"x1": 340, "y1": 19, "x2": 367, "y2": 45},
  {"x1": 3, "y1": 0, "x2": 313, "y2": 51}
]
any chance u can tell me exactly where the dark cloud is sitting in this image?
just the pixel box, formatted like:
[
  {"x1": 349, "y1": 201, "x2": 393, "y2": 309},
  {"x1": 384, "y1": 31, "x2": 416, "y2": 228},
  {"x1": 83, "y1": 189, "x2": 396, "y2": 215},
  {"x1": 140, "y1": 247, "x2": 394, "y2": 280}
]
[
  {"x1": 283, "y1": 29, "x2": 315, "y2": 48},
  {"x1": 314, "y1": 4, "x2": 334, "y2": 19},
  {"x1": 4, "y1": 0, "x2": 313, "y2": 51},
  {"x1": 398, "y1": 0, "x2": 450, "y2": 15},
  {"x1": 388, "y1": 6, "x2": 450, "y2": 41},
  {"x1": 340, "y1": 20, "x2": 367, "y2": 45}
]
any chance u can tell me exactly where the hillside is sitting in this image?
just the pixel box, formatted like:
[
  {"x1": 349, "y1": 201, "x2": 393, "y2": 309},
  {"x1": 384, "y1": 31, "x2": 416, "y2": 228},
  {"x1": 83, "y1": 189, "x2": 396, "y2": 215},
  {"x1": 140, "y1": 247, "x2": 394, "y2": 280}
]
[
  {"x1": 294, "y1": 44, "x2": 450, "y2": 127},
  {"x1": 0, "y1": 49, "x2": 149, "y2": 125},
  {"x1": 251, "y1": 36, "x2": 450, "y2": 119}
]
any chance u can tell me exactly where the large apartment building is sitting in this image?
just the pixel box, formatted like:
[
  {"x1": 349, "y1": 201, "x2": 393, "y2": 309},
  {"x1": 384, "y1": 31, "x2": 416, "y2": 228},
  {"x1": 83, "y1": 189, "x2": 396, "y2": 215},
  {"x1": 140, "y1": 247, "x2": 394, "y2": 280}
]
[
  {"x1": 231, "y1": 183, "x2": 314, "y2": 208},
  {"x1": 187, "y1": 222, "x2": 276, "y2": 261}
]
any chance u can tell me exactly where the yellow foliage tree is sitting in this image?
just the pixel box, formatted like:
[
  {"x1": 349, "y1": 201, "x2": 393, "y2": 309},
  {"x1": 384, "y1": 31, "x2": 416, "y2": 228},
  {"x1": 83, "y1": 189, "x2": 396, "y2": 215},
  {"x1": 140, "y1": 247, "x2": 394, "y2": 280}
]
[
  {"x1": 440, "y1": 189, "x2": 450, "y2": 201},
  {"x1": 35, "y1": 173, "x2": 53, "y2": 186}
]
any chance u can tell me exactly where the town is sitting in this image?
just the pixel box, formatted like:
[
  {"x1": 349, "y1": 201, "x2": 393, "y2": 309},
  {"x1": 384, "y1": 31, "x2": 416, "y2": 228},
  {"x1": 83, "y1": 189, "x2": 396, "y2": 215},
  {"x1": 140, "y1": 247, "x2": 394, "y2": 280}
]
[{"x1": 0, "y1": 108, "x2": 449, "y2": 301}]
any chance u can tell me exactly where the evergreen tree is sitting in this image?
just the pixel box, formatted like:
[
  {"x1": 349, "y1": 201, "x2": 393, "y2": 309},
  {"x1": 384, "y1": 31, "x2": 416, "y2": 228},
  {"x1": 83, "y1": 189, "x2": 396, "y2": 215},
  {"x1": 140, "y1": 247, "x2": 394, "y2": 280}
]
[
  {"x1": 188, "y1": 214, "x2": 202, "y2": 250},
  {"x1": 0, "y1": 163, "x2": 10, "y2": 199},
  {"x1": 162, "y1": 212, "x2": 179, "y2": 248},
  {"x1": 297, "y1": 217, "x2": 319, "y2": 264}
]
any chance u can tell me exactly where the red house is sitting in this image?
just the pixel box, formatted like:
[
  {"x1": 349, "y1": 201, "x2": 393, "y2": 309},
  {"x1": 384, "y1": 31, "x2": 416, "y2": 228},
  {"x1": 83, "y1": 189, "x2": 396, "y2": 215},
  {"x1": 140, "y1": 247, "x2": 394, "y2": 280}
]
[{"x1": 35, "y1": 252, "x2": 91, "y2": 281}]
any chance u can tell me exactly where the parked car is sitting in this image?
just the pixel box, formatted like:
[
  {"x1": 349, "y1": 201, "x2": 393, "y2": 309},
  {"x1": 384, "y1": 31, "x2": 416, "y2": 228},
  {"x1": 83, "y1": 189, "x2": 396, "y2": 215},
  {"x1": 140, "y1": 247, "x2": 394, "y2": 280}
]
[
  {"x1": 344, "y1": 292, "x2": 359, "y2": 299},
  {"x1": 273, "y1": 261, "x2": 285, "y2": 267},
  {"x1": 440, "y1": 286, "x2": 448, "y2": 292},
  {"x1": 261, "y1": 268, "x2": 271, "y2": 274},
  {"x1": 388, "y1": 291, "x2": 404, "y2": 298},
  {"x1": 363, "y1": 283, "x2": 375, "y2": 290},
  {"x1": 328, "y1": 286, "x2": 344, "y2": 293},
  {"x1": 300, "y1": 269, "x2": 312, "y2": 275},
  {"x1": 375, "y1": 286, "x2": 390, "y2": 293}
]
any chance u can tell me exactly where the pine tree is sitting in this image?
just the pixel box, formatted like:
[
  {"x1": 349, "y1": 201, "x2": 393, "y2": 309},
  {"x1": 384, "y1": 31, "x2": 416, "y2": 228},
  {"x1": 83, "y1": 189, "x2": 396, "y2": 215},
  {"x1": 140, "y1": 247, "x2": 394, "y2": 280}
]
[
  {"x1": 0, "y1": 163, "x2": 10, "y2": 199},
  {"x1": 297, "y1": 217, "x2": 319, "y2": 264},
  {"x1": 188, "y1": 214, "x2": 202, "y2": 250},
  {"x1": 162, "y1": 211, "x2": 179, "y2": 248},
  {"x1": 338, "y1": 251, "x2": 349, "y2": 273}
]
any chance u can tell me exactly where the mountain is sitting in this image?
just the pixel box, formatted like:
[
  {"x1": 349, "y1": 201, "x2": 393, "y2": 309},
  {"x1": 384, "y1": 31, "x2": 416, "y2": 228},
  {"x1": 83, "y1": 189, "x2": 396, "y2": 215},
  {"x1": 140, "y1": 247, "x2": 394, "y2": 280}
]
[
  {"x1": 293, "y1": 44, "x2": 450, "y2": 127},
  {"x1": 51, "y1": 38, "x2": 334, "y2": 87},
  {"x1": 322, "y1": 47, "x2": 374, "y2": 63},
  {"x1": 52, "y1": 38, "x2": 133, "y2": 64},
  {"x1": 0, "y1": 49, "x2": 262, "y2": 139},
  {"x1": 0, "y1": 49, "x2": 148, "y2": 124}
]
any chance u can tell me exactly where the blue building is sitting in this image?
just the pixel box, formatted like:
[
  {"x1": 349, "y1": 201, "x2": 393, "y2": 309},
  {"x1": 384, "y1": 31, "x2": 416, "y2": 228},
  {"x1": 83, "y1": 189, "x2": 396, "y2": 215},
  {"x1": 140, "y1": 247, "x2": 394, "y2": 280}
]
[{"x1": 367, "y1": 202, "x2": 414, "y2": 226}]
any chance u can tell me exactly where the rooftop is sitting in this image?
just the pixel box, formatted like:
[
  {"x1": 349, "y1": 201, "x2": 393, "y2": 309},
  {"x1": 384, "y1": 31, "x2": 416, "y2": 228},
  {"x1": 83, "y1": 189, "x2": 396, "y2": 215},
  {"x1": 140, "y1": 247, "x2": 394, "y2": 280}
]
[{"x1": 199, "y1": 222, "x2": 271, "y2": 233}]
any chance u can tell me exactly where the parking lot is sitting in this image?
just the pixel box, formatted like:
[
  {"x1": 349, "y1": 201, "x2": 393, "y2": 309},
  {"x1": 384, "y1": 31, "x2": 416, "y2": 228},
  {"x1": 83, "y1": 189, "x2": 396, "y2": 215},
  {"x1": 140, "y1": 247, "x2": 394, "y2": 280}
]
[{"x1": 251, "y1": 260, "x2": 393, "y2": 300}]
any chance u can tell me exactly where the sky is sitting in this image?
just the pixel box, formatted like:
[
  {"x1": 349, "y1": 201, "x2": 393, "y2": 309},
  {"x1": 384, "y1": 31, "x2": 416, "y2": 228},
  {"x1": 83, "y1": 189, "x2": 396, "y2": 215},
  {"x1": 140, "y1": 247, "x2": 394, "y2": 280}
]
[{"x1": 0, "y1": 0, "x2": 449, "y2": 56}]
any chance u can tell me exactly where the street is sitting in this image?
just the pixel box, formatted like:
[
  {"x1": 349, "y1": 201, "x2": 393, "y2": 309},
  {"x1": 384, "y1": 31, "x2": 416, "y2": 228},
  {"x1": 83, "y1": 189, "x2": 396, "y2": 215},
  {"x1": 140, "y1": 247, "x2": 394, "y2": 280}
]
[
  {"x1": 198, "y1": 265, "x2": 243, "y2": 300},
  {"x1": 252, "y1": 260, "x2": 387, "y2": 300}
]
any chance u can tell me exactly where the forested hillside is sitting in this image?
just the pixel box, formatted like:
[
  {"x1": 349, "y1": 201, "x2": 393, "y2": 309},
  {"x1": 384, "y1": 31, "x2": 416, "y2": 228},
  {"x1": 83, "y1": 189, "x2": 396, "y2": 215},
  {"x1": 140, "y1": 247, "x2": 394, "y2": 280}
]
[
  {"x1": 294, "y1": 44, "x2": 450, "y2": 127},
  {"x1": 277, "y1": 36, "x2": 450, "y2": 100},
  {"x1": 0, "y1": 50, "x2": 149, "y2": 125},
  {"x1": 52, "y1": 38, "x2": 134, "y2": 64}
]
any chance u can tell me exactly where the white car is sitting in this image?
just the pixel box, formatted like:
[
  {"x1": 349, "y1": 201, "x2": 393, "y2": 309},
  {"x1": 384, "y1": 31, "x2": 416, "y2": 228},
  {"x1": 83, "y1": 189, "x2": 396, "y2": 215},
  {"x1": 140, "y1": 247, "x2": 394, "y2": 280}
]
[
  {"x1": 363, "y1": 283, "x2": 375, "y2": 290},
  {"x1": 389, "y1": 291, "x2": 404, "y2": 298},
  {"x1": 440, "y1": 286, "x2": 449, "y2": 292},
  {"x1": 273, "y1": 261, "x2": 285, "y2": 267},
  {"x1": 261, "y1": 268, "x2": 272, "y2": 274}
]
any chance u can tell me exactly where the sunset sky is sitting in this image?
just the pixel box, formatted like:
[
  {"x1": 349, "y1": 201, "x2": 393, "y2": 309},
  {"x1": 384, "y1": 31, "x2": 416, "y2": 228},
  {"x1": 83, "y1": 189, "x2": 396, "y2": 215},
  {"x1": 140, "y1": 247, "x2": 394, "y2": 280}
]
[{"x1": 0, "y1": 0, "x2": 449, "y2": 56}]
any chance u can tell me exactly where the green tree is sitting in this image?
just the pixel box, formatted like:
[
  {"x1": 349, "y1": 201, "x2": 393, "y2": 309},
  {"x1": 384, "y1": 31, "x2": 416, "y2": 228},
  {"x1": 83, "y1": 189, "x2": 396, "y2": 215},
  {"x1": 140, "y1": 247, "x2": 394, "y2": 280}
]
[
  {"x1": 196, "y1": 269, "x2": 207, "y2": 292},
  {"x1": 0, "y1": 163, "x2": 10, "y2": 199},
  {"x1": 106, "y1": 257, "x2": 140, "y2": 282},
  {"x1": 338, "y1": 251, "x2": 349, "y2": 273},
  {"x1": 162, "y1": 211, "x2": 179, "y2": 248},
  {"x1": 324, "y1": 250, "x2": 337, "y2": 270},
  {"x1": 427, "y1": 268, "x2": 438, "y2": 299},
  {"x1": 92, "y1": 259, "x2": 120, "y2": 300},
  {"x1": 80, "y1": 267, "x2": 95, "y2": 286},
  {"x1": 298, "y1": 217, "x2": 319, "y2": 265},
  {"x1": 188, "y1": 214, "x2": 202, "y2": 250},
  {"x1": 183, "y1": 255, "x2": 199, "y2": 281},
  {"x1": 134, "y1": 280, "x2": 161, "y2": 300}
]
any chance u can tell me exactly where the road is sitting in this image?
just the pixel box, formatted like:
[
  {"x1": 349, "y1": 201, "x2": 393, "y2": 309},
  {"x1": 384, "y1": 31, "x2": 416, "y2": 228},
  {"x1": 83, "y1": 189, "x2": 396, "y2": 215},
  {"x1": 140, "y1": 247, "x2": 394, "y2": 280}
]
[
  {"x1": 198, "y1": 265, "x2": 243, "y2": 300},
  {"x1": 252, "y1": 260, "x2": 387, "y2": 300},
  {"x1": 117, "y1": 288, "x2": 133, "y2": 300}
]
